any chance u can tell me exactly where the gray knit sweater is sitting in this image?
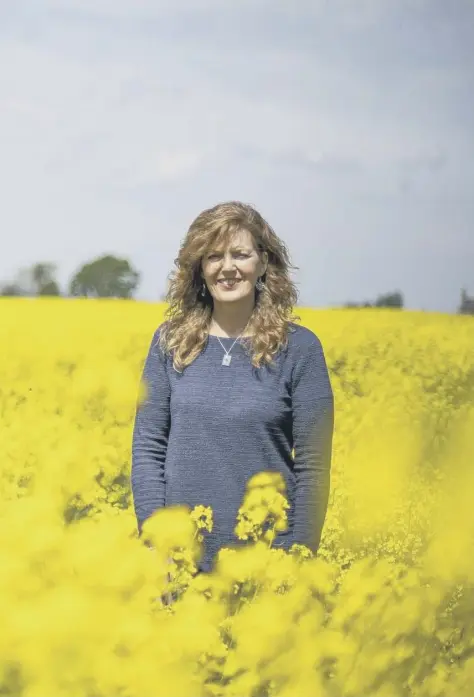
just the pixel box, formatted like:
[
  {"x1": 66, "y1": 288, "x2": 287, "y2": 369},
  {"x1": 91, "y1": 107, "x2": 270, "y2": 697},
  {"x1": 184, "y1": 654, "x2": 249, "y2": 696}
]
[{"x1": 131, "y1": 321, "x2": 334, "y2": 572}]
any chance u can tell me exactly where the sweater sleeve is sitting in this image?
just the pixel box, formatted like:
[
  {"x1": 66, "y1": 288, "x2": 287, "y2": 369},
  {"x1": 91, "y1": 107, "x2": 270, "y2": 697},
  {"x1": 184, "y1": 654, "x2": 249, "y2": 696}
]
[
  {"x1": 290, "y1": 335, "x2": 334, "y2": 553},
  {"x1": 131, "y1": 327, "x2": 171, "y2": 535}
]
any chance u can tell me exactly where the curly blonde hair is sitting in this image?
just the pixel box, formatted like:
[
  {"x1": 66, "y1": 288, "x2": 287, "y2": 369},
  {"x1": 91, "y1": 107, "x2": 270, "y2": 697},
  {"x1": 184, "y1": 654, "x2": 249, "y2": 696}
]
[{"x1": 158, "y1": 201, "x2": 300, "y2": 372}]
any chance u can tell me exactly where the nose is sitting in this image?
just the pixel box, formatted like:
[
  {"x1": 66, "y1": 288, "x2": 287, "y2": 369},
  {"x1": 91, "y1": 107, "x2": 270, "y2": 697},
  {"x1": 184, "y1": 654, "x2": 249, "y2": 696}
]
[{"x1": 221, "y1": 254, "x2": 237, "y2": 272}]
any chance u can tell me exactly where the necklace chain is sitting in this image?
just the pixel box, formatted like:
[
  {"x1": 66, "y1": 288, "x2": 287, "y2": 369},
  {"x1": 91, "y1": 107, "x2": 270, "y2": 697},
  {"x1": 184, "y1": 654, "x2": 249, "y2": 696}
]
[
  {"x1": 216, "y1": 334, "x2": 241, "y2": 355},
  {"x1": 212, "y1": 320, "x2": 250, "y2": 366}
]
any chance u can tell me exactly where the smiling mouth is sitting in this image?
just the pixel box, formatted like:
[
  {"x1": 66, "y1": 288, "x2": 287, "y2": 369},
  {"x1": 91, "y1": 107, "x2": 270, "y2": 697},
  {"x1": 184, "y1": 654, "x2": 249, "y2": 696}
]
[{"x1": 218, "y1": 279, "x2": 241, "y2": 288}]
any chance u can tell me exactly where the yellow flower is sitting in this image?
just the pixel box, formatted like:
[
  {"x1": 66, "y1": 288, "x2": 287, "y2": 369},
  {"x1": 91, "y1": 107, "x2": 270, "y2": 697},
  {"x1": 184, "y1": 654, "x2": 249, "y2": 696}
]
[
  {"x1": 190, "y1": 505, "x2": 214, "y2": 533},
  {"x1": 234, "y1": 473, "x2": 289, "y2": 543}
]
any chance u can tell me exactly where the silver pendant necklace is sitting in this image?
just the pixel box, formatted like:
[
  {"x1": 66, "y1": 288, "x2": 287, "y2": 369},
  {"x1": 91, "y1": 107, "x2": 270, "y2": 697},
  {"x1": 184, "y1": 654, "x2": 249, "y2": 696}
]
[
  {"x1": 216, "y1": 335, "x2": 241, "y2": 366},
  {"x1": 214, "y1": 320, "x2": 250, "y2": 366}
]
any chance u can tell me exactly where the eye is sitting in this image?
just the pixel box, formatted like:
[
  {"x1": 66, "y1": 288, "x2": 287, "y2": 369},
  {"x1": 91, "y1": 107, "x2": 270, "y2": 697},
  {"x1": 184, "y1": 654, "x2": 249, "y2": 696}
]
[{"x1": 207, "y1": 252, "x2": 249, "y2": 260}]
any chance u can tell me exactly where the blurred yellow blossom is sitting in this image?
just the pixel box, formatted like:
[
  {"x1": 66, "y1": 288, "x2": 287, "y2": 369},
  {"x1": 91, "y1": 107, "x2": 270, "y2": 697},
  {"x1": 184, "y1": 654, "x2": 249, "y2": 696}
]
[
  {"x1": 190, "y1": 504, "x2": 214, "y2": 533},
  {"x1": 0, "y1": 298, "x2": 473, "y2": 697}
]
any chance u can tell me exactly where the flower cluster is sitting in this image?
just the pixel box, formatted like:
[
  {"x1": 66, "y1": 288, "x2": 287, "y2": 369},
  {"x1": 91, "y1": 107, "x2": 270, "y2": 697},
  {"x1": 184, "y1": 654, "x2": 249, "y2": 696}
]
[{"x1": 235, "y1": 472, "x2": 289, "y2": 545}]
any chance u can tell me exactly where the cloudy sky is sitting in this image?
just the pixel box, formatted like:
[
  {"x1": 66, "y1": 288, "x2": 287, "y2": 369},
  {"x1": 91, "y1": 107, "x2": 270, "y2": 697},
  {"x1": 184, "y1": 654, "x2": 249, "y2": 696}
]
[{"x1": 1, "y1": 0, "x2": 473, "y2": 312}]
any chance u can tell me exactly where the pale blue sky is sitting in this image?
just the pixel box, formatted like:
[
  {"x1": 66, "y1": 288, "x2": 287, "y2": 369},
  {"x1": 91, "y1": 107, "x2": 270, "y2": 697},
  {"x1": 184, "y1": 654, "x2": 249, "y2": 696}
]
[{"x1": 1, "y1": 0, "x2": 473, "y2": 311}]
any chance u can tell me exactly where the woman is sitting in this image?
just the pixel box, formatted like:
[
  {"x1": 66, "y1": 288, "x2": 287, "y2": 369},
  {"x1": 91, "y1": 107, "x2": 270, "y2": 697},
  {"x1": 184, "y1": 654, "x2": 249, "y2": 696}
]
[{"x1": 131, "y1": 201, "x2": 334, "y2": 574}]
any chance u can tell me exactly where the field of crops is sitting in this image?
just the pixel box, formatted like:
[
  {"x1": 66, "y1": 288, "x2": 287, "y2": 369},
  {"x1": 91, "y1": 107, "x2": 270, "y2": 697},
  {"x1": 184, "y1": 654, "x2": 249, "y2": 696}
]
[{"x1": 1, "y1": 297, "x2": 474, "y2": 697}]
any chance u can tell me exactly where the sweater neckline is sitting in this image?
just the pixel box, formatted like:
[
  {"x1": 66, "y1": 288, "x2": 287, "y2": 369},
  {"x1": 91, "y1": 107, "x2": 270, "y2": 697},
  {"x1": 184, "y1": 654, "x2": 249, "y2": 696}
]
[{"x1": 208, "y1": 334, "x2": 252, "y2": 340}]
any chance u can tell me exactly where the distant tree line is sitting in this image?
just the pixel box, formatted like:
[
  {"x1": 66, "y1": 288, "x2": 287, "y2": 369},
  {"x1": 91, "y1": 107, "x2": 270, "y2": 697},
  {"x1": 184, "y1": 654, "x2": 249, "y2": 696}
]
[
  {"x1": 0, "y1": 255, "x2": 473, "y2": 314},
  {"x1": 343, "y1": 291, "x2": 405, "y2": 310},
  {"x1": 343, "y1": 288, "x2": 474, "y2": 314},
  {"x1": 0, "y1": 256, "x2": 140, "y2": 300}
]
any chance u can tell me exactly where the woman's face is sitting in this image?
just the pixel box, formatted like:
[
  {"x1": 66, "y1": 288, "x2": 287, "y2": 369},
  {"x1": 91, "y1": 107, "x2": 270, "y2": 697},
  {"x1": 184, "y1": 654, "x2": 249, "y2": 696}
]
[{"x1": 201, "y1": 229, "x2": 267, "y2": 305}]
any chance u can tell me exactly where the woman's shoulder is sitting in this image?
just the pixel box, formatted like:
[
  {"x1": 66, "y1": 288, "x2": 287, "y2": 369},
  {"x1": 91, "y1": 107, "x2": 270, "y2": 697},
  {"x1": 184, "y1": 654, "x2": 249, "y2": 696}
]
[
  {"x1": 149, "y1": 319, "x2": 169, "y2": 341},
  {"x1": 147, "y1": 320, "x2": 170, "y2": 357},
  {"x1": 287, "y1": 321, "x2": 323, "y2": 351}
]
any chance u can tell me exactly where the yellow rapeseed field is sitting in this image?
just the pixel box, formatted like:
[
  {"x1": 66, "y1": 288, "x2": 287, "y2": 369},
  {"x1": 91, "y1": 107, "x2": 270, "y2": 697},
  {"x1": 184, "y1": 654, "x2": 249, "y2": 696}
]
[{"x1": 1, "y1": 297, "x2": 474, "y2": 697}]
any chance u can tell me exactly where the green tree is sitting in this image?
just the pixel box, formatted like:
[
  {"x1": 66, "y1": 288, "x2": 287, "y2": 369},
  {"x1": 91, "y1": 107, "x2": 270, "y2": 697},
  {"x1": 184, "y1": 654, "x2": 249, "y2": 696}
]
[
  {"x1": 68, "y1": 254, "x2": 140, "y2": 299},
  {"x1": 31, "y1": 263, "x2": 61, "y2": 296},
  {"x1": 374, "y1": 291, "x2": 404, "y2": 308},
  {"x1": 38, "y1": 279, "x2": 61, "y2": 296},
  {"x1": 0, "y1": 282, "x2": 23, "y2": 296},
  {"x1": 458, "y1": 288, "x2": 474, "y2": 315},
  {"x1": 0, "y1": 262, "x2": 60, "y2": 296}
]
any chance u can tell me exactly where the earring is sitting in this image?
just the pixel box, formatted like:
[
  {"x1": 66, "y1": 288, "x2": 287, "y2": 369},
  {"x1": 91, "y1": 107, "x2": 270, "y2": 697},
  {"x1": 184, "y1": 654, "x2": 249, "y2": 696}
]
[
  {"x1": 200, "y1": 282, "x2": 206, "y2": 298},
  {"x1": 255, "y1": 277, "x2": 265, "y2": 291}
]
